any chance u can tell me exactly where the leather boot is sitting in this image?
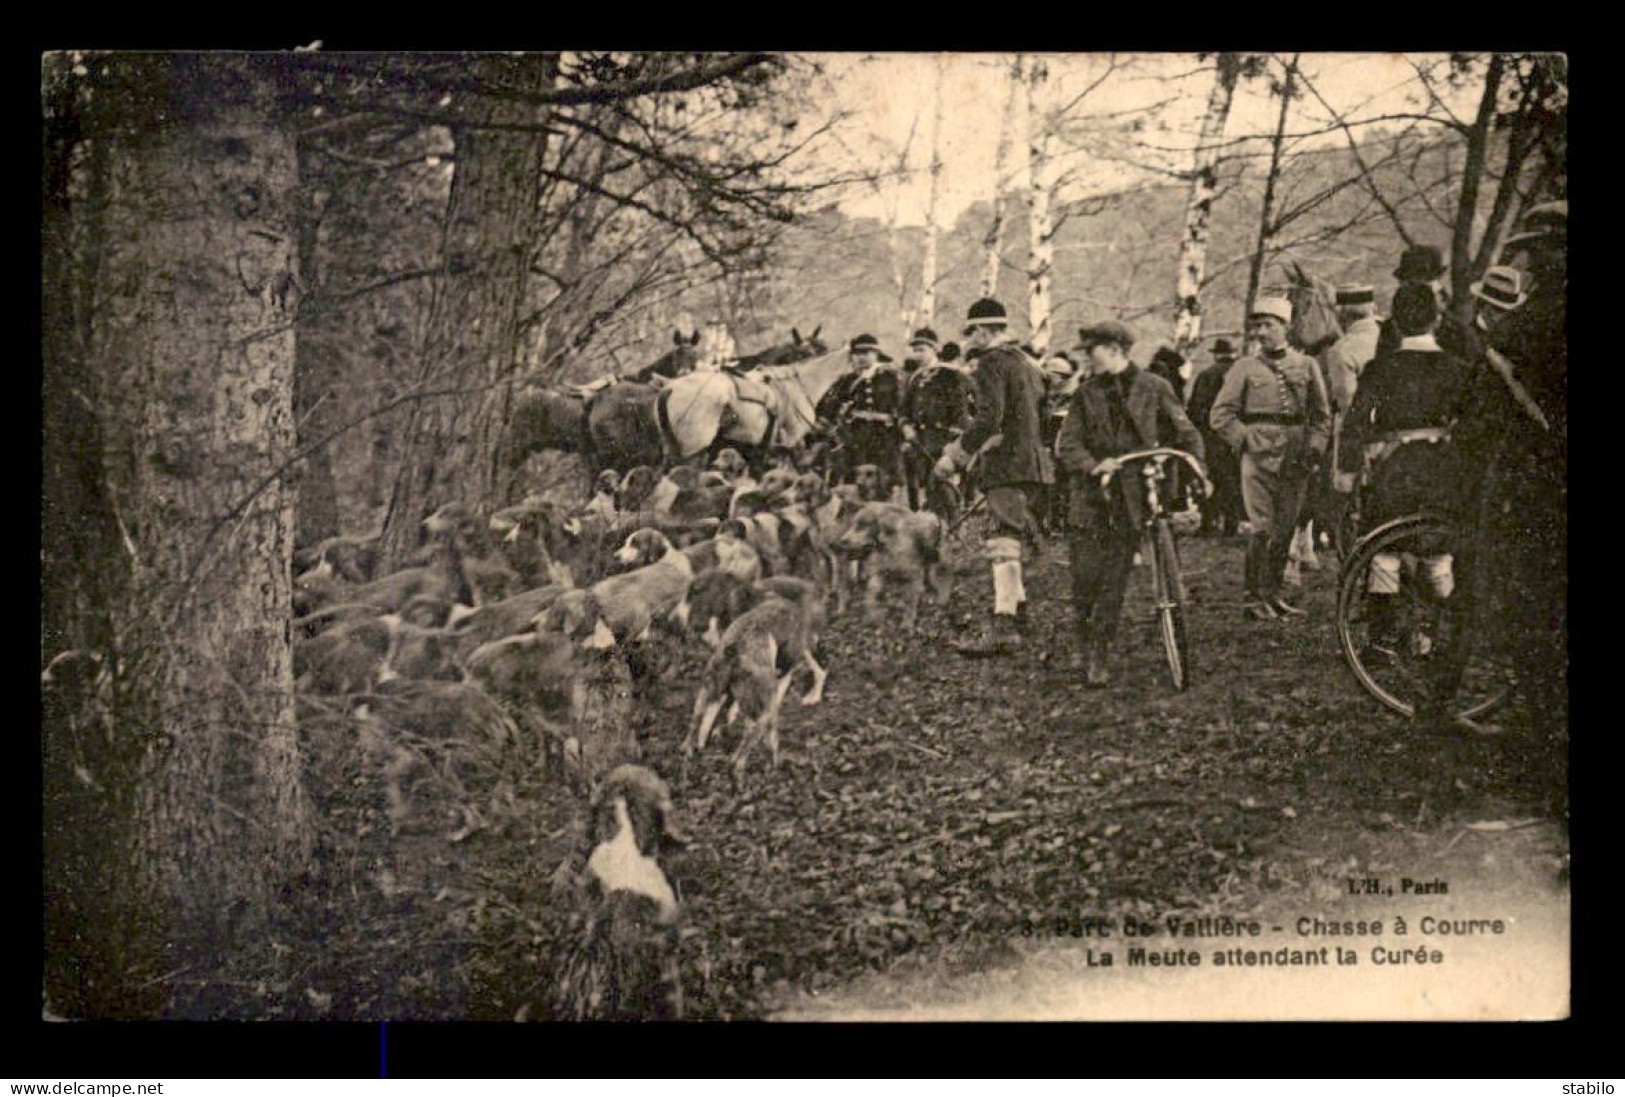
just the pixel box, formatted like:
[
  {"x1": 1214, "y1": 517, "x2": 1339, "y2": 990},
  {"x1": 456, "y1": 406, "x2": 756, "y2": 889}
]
[{"x1": 1014, "y1": 600, "x2": 1033, "y2": 638}]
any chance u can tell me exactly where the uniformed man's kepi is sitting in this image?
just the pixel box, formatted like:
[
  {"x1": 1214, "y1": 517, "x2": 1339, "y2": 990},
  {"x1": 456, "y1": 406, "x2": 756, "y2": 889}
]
[
  {"x1": 963, "y1": 297, "x2": 1009, "y2": 334},
  {"x1": 849, "y1": 333, "x2": 882, "y2": 354},
  {"x1": 1335, "y1": 285, "x2": 1375, "y2": 306},
  {"x1": 1249, "y1": 297, "x2": 1293, "y2": 325},
  {"x1": 908, "y1": 328, "x2": 940, "y2": 351}
]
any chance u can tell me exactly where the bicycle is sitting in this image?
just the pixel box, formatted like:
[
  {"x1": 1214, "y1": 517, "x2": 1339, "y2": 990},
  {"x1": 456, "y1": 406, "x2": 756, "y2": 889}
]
[
  {"x1": 1096, "y1": 448, "x2": 1212, "y2": 691},
  {"x1": 1335, "y1": 512, "x2": 1515, "y2": 720}
]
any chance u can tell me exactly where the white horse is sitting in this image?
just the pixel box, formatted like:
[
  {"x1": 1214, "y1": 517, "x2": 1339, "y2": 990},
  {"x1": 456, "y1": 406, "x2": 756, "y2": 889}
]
[{"x1": 655, "y1": 350, "x2": 853, "y2": 462}]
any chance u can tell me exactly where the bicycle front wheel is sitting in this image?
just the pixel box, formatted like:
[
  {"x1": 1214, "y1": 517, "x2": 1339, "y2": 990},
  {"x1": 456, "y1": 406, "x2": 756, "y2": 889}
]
[{"x1": 1150, "y1": 519, "x2": 1191, "y2": 691}]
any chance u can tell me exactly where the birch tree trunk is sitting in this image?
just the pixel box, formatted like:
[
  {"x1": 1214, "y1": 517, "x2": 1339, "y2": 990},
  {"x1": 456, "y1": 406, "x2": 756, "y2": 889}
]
[
  {"x1": 380, "y1": 55, "x2": 558, "y2": 566},
  {"x1": 1024, "y1": 56, "x2": 1057, "y2": 354},
  {"x1": 918, "y1": 55, "x2": 947, "y2": 330},
  {"x1": 1243, "y1": 54, "x2": 1299, "y2": 331},
  {"x1": 1171, "y1": 53, "x2": 1243, "y2": 356},
  {"x1": 44, "y1": 53, "x2": 307, "y2": 1016},
  {"x1": 981, "y1": 60, "x2": 1021, "y2": 299}
]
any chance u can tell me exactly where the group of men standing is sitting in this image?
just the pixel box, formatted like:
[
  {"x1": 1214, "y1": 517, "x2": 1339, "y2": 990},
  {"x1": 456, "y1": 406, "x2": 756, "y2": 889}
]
[{"x1": 806, "y1": 198, "x2": 1564, "y2": 725}]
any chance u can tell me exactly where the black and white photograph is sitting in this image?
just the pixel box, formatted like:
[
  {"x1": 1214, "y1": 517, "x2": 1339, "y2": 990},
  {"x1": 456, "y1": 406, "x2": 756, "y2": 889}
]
[{"x1": 40, "y1": 49, "x2": 1568, "y2": 1024}]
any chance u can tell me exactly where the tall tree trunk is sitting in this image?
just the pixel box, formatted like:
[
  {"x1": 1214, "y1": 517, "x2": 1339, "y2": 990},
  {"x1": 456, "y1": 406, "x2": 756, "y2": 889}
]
[
  {"x1": 980, "y1": 60, "x2": 1021, "y2": 299},
  {"x1": 918, "y1": 55, "x2": 947, "y2": 330},
  {"x1": 1449, "y1": 53, "x2": 1504, "y2": 324},
  {"x1": 1172, "y1": 53, "x2": 1243, "y2": 356},
  {"x1": 43, "y1": 54, "x2": 134, "y2": 1018},
  {"x1": 45, "y1": 53, "x2": 308, "y2": 1016},
  {"x1": 1244, "y1": 54, "x2": 1299, "y2": 332},
  {"x1": 1024, "y1": 57, "x2": 1057, "y2": 355},
  {"x1": 291, "y1": 172, "x2": 342, "y2": 548},
  {"x1": 381, "y1": 54, "x2": 558, "y2": 566}
]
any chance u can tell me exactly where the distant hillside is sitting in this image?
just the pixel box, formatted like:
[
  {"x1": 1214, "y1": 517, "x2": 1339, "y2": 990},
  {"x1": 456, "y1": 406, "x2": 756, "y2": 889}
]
[{"x1": 720, "y1": 130, "x2": 1468, "y2": 369}]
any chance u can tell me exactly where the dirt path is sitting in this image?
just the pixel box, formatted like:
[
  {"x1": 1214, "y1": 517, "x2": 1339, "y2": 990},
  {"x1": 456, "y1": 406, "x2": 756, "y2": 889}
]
[
  {"x1": 277, "y1": 527, "x2": 1567, "y2": 1021},
  {"x1": 657, "y1": 530, "x2": 1570, "y2": 1020}
]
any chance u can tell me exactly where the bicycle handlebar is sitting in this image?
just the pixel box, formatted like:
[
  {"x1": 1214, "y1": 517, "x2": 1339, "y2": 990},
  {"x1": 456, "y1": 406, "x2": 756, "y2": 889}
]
[{"x1": 1094, "y1": 447, "x2": 1212, "y2": 497}]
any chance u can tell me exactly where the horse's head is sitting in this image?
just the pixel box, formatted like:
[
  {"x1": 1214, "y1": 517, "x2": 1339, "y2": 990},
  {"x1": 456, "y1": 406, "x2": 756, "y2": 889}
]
[
  {"x1": 1284, "y1": 261, "x2": 1342, "y2": 356},
  {"x1": 789, "y1": 324, "x2": 827, "y2": 359},
  {"x1": 638, "y1": 331, "x2": 702, "y2": 381},
  {"x1": 743, "y1": 326, "x2": 828, "y2": 368}
]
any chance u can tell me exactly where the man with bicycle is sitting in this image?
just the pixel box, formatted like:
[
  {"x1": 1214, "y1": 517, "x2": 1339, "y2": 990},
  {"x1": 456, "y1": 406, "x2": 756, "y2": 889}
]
[
  {"x1": 1056, "y1": 320, "x2": 1205, "y2": 687},
  {"x1": 1210, "y1": 297, "x2": 1331, "y2": 621}
]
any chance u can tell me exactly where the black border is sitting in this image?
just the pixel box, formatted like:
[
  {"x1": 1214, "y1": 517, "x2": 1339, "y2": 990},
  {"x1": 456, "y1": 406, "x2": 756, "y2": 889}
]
[{"x1": 21, "y1": 32, "x2": 1605, "y2": 1080}]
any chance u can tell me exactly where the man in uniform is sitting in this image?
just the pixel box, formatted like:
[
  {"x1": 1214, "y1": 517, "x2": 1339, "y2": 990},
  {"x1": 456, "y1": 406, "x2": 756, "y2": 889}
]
[
  {"x1": 1057, "y1": 321, "x2": 1204, "y2": 686},
  {"x1": 1185, "y1": 338, "x2": 1243, "y2": 535},
  {"x1": 934, "y1": 298, "x2": 1053, "y2": 656},
  {"x1": 838, "y1": 333, "x2": 906, "y2": 496},
  {"x1": 813, "y1": 334, "x2": 890, "y2": 486},
  {"x1": 901, "y1": 327, "x2": 974, "y2": 512},
  {"x1": 1209, "y1": 297, "x2": 1331, "y2": 620}
]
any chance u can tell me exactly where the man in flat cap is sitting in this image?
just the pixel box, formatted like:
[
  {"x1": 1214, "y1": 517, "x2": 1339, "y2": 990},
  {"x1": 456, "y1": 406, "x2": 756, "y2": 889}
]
[
  {"x1": 1057, "y1": 320, "x2": 1204, "y2": 685},
  {"x1": 934, "y1": 297, "x2": 1052, "y2": 656},
  {"x1": 902, "y1": 327, "x2": 975, "y2": 512},
  {"x1": 1209, "y1": 297, "x2": 1331, "y2": 620},
  {"x1": 1186, "y1": 338, "x2": 1244, "y2": 536}
]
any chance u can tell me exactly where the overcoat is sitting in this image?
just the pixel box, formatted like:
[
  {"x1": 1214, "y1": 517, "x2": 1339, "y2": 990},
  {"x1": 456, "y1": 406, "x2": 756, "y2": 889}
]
[
  {"x1": 959, "y1": 340, "x2": 1053, "y2": 488},
  {"x1": 1055, "y1": 367, "x2": 1204, "y2": 528}
]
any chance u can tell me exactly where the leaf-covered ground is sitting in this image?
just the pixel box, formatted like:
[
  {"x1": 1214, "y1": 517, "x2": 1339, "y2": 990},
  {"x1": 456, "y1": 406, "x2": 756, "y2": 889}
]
[{"x1": 206, "y1": 528, "x2": 1566, "y2": 1021}]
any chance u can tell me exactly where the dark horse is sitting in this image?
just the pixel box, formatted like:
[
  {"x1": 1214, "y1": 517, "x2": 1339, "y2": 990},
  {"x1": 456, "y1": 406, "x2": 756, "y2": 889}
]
[
  {"x1": 503, "y1": 332, "x2": 703, "y2": 476},
  {"x1": 732, "y1": 326, "x2": 826, "y2": 370}
]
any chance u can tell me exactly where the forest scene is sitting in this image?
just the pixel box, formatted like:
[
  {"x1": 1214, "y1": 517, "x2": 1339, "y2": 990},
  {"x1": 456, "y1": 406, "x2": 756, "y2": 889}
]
[{"x1": 40, "y1": 50, "x2": 1567, "y2": 1024}]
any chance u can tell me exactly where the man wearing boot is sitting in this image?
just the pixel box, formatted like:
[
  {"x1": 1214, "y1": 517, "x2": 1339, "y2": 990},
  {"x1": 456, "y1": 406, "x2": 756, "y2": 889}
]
[
  {"x1": 1210, "y1": 297, "x2": 1331, "y2": 621},
  {"x1": 934, "y1": 297, "x2": 1052, "y2": 656},
  {"x1": 1186, "y1": 338, "x2": 1243, "y2": 535},
  {"x1": 1057, "y1": 320, "x2": 1204, "y2": 687}
]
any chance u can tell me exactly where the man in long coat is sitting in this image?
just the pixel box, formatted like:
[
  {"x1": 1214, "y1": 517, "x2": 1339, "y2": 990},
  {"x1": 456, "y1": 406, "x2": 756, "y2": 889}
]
[
  {"x1": 1057, "y1": 321, "x2": 1204, "y2": 686},
  {"x1": 1209, "y1": 297, "x2": 1331, "y2": 620},
  {"x1": 1419, "y1": 201, "x2": 1567, "y2": 741},
  {"x1": 934, "y1": 297, "x2": 1053, "y2": 656}
]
